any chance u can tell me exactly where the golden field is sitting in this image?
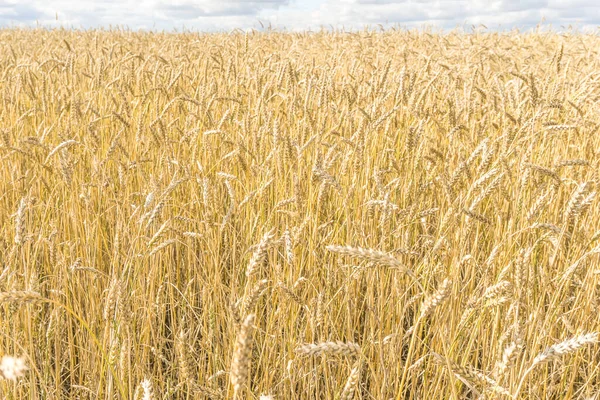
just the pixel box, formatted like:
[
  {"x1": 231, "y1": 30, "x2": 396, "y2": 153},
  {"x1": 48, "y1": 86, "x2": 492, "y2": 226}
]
[{"x1": 1, "y1": 28, "x2": 600, "y2": 399}]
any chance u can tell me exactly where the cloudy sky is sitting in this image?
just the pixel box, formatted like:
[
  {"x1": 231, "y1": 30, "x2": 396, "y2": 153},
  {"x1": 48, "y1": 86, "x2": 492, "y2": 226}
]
[{"x1": 0, "y1": 0, "x2": 598, "y2": 32}]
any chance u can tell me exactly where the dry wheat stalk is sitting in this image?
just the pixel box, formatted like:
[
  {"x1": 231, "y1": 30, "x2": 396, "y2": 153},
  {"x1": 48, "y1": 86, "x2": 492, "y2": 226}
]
[
  {"x1": 432, "y1": 353, "x2": 510, "y2": 397},
  {"x1": 295, "y1": 341, "x2": 362, "y2": 358},
  {"x1": 0, "y1": 291, "x2": 44, "y2": 304},
  {"x1": 420, "y1": 278, "x2": 452, "y2": 319},
  {"x1": 148, "y1": 238, "x2": 177, "y2": 256},
  {"x1": 139, "y1": 378, "x2": 154, "y2": 400},
  {"x1": 532, "y1": 332, "x2": 598, "y2": 366},
  {"x1": 339, "y1": 362, "x2": 362, "y2": 400},
  {"x1": 231, "y1": 314, "x2": 256, "y2": 398},
  {"x1": 44, "y1": 140, "x2": 78, "y2": 164},
  {"x1": 103, "y1": 279, "x2": 121, "y2": 321},
  {"x1": 14, "y1": 197, "x2": 27, "y2": 245},
  {"x1": 493, "y1": 340, "x2": 522, "y2": 380},
  {"x1": 241, "y1": 279, "x2": 268, "y2": 317},
  {"x1": 246, "y1": 229, "x2": 275, "y2": 278},
  {"x1": 326, "y1": 245, "x2": 416, "y2": 277},
  {"x1": 515, "y1": 333, "x2": 599, "y2": 396}
]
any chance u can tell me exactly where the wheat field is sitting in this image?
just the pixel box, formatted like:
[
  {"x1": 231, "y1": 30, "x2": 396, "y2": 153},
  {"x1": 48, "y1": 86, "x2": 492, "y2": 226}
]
[{"x1": 0, "y1": 27, "x2": 600, "y2": 399}]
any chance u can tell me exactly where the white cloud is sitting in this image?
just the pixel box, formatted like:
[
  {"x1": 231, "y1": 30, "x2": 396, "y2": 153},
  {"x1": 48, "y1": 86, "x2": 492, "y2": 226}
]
[
  {"x1": 0, "y1": 1, "x2": 43, "y2": 25},
  {"x1": 306, "y1": 0, "x2": 598, "y2": 31},
  {"x1": 0, "y1": 0, "x2": 596, "y2": 31},
  {"x1": 156, "y1": 0, "x2": 290, "y2": 18}
]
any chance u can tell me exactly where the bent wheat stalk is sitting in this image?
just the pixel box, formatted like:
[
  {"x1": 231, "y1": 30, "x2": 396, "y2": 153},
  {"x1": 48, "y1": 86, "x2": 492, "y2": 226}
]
[{"x1": 513, "y1": 333, "x2": 598, "y2": 398}]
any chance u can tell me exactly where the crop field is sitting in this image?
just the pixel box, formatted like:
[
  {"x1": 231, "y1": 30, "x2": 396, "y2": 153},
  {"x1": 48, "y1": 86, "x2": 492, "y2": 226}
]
[{"x1": 0, "y1": 28, "x2": 600, "y2": 399}]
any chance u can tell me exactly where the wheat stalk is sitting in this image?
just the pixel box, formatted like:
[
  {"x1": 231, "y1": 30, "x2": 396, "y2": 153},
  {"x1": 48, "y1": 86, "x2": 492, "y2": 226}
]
[
  {"x1": 231, "y1": 314, "x2": 256, "y2": 398},
  {"x1": 514, "y1": 333, "x2": 598, "y2": 397},
  {"x1": 246, "y1": 229, "x2": 275, "y2": 278},
  {"x1": 339, "y1": 362, "x2": 361, "y2": 400},
  {"x1": 0, "y1": 291, "x2": 44, "y2": 304},
  {"x1": 326, "y1": 245, "x2": 417, "y2": 278},
  {"x1": 295, "y1": 341, "x2": 362, "y2": 358}
]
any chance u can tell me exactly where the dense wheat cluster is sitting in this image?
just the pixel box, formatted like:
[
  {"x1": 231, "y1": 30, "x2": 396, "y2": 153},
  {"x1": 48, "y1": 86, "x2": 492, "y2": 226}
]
[{"x1": 1, "y1": 27, "x2": 600, "y2": 399}]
